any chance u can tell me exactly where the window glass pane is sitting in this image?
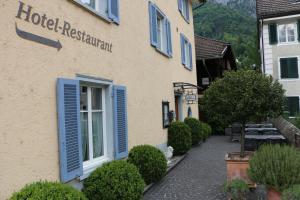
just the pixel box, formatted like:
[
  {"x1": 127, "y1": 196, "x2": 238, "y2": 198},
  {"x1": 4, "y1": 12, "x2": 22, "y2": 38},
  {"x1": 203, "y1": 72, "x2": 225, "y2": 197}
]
[
  {"x1": 80, "y1": 0, "x2": 96, "y2": 9},
  {"x1": 92, "y1": 88, "x2": 102, "y2": 110},
  {"x1": 281, "y1": 57, "x2": 298, "y2": 78},
  {"x1": 279, "y1": 25, "x2": 287, "y2": 43},
  {"x1": 80, "y1": 86, "x2": 88, "y2": 111},
  {"x1": 164, "y1": 105, "x2": 169, "y2": 125},
  {"x1": 157, "y1": 17, "x2": 163, "y2": 50},
  {"x1": 92, "y1": 112, "x2": 104, "y2": 158},
  {"x1": 182, "y1": 0, "x2": 187, "y2": 18},
  {"x1": 286, "y1": 97, "x2": 300, "y2": 116},
  {"x1": 97, "y1": 0, "x2": 108, "y2": 15},
  {"x1": 81, "y1": 112, "x2": 89, "y2": 161},
  {"x1": 185, "y1": 41, "x2": 190, "y2": 67},
  {"x1": 287, "y1": 24, "x2": 295, "y2": 42}
]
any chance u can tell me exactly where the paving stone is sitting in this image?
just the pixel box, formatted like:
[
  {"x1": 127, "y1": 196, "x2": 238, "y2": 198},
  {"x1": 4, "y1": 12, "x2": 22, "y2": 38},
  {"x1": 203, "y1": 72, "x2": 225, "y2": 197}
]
[{"x1": 143, "y1": 136, "x2": 240, "y2": 200}]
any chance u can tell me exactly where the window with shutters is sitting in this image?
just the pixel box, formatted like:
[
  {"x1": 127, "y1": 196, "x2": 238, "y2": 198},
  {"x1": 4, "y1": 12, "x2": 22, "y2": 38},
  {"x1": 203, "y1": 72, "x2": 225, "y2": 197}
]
[
  {"x1": 179, "y1": 0, "x2": 190, "y2": 22},
  {"x1": 279, "y1": 57, "x2": 299, "y2": 79},
  {"x1": 285, "y1": 97, "x2": 300, "y2": 117},
  {"x1": 278, "y1": 23, "x2": 297, "y2": 44},
  {"x1": 80, "y1": 85, "x2": 108, "y2": 173},
  {"x1": 74, "y1": 0, "x2": 119, "y2": 24},
  {"x1": 181, "y1": 34, "x2": 193, "y2": 70},
  {"x1": 149, "y1": 2, "x2": 173, "y2": 58}
]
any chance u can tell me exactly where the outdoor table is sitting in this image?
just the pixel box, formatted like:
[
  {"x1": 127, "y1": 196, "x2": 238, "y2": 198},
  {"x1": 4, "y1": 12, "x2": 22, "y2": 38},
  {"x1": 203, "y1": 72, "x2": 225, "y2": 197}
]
[
  {"x1": 244, "y1": 134, "x2": 287, "y2": 151},
  {"x1": 245, "y1": 127, "x2": 277, "y2": 132},
  {"x1": 245, "y1": 123, "x2": 273, "y2": 128}
]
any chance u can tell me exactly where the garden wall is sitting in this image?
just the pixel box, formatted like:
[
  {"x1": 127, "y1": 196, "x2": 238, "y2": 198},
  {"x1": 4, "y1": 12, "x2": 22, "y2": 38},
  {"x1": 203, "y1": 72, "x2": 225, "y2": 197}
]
[{"x1": 271, "y1": 116, "x2": 300, "y2": 148}]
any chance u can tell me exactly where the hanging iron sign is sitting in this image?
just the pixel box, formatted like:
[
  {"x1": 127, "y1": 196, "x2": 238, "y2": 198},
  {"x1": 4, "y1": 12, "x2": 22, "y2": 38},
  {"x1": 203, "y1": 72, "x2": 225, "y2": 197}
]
[{"x1": 185, "y1": 94, "x2": 197, "y2": 102}]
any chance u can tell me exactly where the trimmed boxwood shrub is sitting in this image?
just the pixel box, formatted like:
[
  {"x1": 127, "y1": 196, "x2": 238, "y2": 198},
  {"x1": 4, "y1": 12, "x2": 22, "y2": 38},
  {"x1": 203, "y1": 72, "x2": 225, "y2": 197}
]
[
  {"x1": 10, "y1": 181, "x2": 87, "y2": 200},
  {"x1": 201, "y1": 122, "x2": 212, "y2": 140},
  {"x1": 282, "y1": 185, "x2": 300, "y2": 200},
  {"x1": 168, "y1": 121, "x2": 192, "y2": 155},
  {"x1": 184, "y1": 117, "x2": 203, "y2": 145},
  {"x1": 83, "y1": 160, "x2": 145, "y2": 200},
  {"x1": 128, "y1": 145, "x2": 167, "y2": 185},
  {"x1": 248, "y1": 145, "x2": 300, "y2": 192}
]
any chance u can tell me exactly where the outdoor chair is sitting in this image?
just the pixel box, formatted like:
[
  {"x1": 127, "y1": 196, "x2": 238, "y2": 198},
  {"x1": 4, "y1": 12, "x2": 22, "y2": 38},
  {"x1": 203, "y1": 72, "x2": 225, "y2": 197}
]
[{"x1": 231, "y1": 122, "x2": 242, "y2": 142}]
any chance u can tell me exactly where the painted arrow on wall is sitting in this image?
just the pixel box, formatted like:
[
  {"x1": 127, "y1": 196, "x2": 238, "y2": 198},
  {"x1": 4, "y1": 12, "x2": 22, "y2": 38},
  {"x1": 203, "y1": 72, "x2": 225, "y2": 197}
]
[{"x1": 15, "y1": 23, "x2": 62, "y2": 51}]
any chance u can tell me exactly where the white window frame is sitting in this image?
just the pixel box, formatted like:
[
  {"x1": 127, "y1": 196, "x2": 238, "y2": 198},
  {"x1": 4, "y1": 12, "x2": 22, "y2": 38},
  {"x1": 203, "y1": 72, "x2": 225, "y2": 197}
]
[
  {"x1": 155, "y1": 9, "x2": 168, "y2": 56},
  {"x1": 72, "y1": 0, "x2": 111, "y2": 22},
  {"x1": 277, "y1": 22, "x2": 298, "y2": 45},
  {"x1": 278, "y1": 56, "x2": 300, "y2": 81},
  {"x1": 80, "y1": 85, "x2": 109, "y2": 174}
]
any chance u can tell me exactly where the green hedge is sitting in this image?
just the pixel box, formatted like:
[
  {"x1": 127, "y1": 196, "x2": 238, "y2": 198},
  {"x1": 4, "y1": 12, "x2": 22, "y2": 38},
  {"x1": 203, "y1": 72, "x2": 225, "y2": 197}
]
[
  {"x1": 282, "y1": 185, "x2": 300, "y2": 200},
  {"x1": 10, "y1": 181, "x2": 87, "y2": 200},
  {"x1": 248, "y1": 145, "x2": 300, "y2": 192},
  {"x1": 83, "y1": 160, "x2": 145, "y2": 200},
  {"x1": 128, "y1": 145, "x2": 167, "y2": 185},
  {"x1": 184, "y1": 117, "x2": 203, "y2": 145},
  {"x1": 168, "y1": 121, "x2": 192, "y2": 155}
]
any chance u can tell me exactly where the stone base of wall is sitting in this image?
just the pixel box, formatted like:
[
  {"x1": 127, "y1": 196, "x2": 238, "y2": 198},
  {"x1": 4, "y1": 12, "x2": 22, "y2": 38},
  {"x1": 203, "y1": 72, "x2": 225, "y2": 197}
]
[{"x1": 271, "y1": 116, "x2": 300, "y2": 148}]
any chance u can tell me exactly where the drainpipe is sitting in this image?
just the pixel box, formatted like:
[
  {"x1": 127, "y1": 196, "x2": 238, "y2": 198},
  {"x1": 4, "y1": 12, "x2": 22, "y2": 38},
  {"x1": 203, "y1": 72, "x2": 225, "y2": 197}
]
[{"x1": 260, "y1": 19, "x2": 266, "y2": 74}]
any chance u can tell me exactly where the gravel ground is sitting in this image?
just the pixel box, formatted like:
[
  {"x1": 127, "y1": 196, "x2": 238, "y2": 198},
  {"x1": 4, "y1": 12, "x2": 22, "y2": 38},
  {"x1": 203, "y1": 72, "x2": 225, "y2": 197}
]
[{"x1": 143, "y1": 136, "x2": 240, "y2": 200}]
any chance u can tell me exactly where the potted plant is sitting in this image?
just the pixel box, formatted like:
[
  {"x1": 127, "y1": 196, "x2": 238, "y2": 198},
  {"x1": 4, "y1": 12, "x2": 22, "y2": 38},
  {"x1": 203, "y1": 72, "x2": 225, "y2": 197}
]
[
  {"x1": 248, "y1": 145, "x2": 300, "y2": 200},
  {"x1": 201, "y1": 70, "x2": 285, "y2": 184},
  {"x1": 282, "y1": 185, "x2": 300, "y2": 200},
  {"x1": 224, "y1": 179, "x2": 249, "y2": 200}
]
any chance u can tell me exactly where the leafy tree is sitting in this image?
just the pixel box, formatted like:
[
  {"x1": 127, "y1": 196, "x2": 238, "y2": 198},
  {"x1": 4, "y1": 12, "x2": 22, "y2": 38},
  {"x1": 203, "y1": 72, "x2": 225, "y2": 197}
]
[{"x1": 201, "y1": 70, "x2": 285, "y2": 156}]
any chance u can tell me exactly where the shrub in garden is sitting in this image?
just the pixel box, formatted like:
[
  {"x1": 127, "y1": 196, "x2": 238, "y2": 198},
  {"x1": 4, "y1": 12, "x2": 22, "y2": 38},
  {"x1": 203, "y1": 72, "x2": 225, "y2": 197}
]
[
  {"x1": 282, "y1": 185, "x2": 300, "y2": 200},
  {"x1": 128, "y1": 145, "x2": 167, "y2": 185},
  {"x1": 10, "y1": 181, "x2": 87, "y2": 200},
  {"x1": 223, "y1": 179, "x2": 249, "y2": 200},
  {"x1": 201, "y1": 122, "x2": 212, "y2": 140},
  {"x1": 168, "y1": 121, "x2": 192, "y2": 155},
  {"x1": 184, "y1": 117, "x2": 202, "y2": 145},
  {"x1": 83, "y1": 160, "x2": 145, "y2": 200},
  {"x1": 248, "y1": 145, "x2": 300, "y2": 192}
]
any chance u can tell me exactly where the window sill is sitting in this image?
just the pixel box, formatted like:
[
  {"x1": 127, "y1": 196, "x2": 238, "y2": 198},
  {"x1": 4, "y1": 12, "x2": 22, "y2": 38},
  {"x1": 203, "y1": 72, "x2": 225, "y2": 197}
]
[
  {"x1": 277, "y1": 42, "x2": 299, "y2": 46},
  {"x1": 279, "y1": 78, "x2": 300, "y2": 82},
  {"x1": 80, "y1": 157, "x2": 112, "y2": 180},
  {"x1": 183, "y1": 64, "x2": 192, "y2": 71},
  {"x1": 71, "y1": 0, "x2": 113, "y2": 24},
  {"x1": 180, "y1": 13, "x2": 190, "y2": 24},
  {"x1": 155, "y1": 47, "x2": 171, "y2": 58}
]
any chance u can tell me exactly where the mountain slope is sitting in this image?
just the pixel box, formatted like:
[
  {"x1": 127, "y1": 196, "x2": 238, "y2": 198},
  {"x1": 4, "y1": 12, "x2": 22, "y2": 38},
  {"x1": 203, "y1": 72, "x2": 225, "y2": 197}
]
[{"x1": 193, "y1": 2, "x2": 260, "y2": 68}]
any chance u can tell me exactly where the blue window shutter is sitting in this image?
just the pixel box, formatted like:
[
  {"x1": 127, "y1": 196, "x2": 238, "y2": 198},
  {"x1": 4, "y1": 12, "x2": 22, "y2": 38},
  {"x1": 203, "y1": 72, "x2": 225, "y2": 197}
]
[
  {"x1": 57, "y1": 78, "x2": 83, "y2": 183},
  {"x1": 108, "y1": 0, "x2": 120, "y2": 24},
  {"x1": 166, "y1": 19, "x2": 173, "y2": 57},
  {"x1": 180, "y1": 34, "x2": 186, "y2": 65},
  {"x1": 113, "y1": 85, "x2": 128, "y2": 160},
  {"x1": 149, "y1": 2, "x2": 158, "y2": 47},
  {"x1": 186, "y1": 1, "x2": 190, "y2": 22},
  {"x1": 189, "y1": 42, "x2": 193, "y2": 69},
  {"x1": 178, "y1": 0, "x2": 183, "y2": 13}
]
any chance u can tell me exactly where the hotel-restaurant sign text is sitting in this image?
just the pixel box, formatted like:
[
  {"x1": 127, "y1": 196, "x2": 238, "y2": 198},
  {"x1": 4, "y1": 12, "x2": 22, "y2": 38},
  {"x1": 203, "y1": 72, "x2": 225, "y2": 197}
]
[{"x1": 15, "y1": 1, "x2": 113, "y2": 52}]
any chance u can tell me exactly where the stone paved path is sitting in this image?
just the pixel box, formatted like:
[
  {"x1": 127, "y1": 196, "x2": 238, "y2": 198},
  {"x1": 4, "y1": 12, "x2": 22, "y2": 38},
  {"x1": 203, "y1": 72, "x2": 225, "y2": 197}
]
[{"x1": 143, "y1": 136, "x2": 240, "y2": 200}]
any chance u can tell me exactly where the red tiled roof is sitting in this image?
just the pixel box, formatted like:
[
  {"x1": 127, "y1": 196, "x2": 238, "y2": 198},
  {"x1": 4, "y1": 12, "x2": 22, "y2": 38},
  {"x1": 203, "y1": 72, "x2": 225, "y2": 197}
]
[
  {"x1": 257, "y1": 0, "x2": 300, "y2": 19},
  {"x1": 194, "y1": 35, "x2": 229, "y2": 60}
]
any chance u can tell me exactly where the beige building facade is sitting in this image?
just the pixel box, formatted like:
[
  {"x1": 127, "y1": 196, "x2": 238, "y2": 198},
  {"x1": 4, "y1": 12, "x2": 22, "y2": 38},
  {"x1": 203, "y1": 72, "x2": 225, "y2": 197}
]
[{"x1": 0, "y1": 0, "x2": 199, "y2": 199}]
